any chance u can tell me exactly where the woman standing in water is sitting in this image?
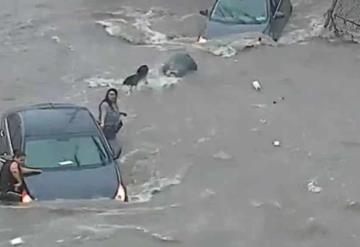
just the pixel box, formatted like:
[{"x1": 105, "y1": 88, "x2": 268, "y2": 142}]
[{"x1": 98, "y1": 88, "x2": 127, "y2": 140}]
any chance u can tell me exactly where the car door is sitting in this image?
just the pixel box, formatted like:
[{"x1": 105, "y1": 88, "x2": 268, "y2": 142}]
[
  {"x1": 0, "y1": 114, "x2": 11, "y2": 156},
  {"x1": 269, "y1": 0, "x2": 292, "y2": 41},
  {"x1": 6, "y1": 113, "x2": 23, "y2": 153}
]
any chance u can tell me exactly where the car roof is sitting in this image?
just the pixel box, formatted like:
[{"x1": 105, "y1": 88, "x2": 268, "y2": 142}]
[
  {"x1": 5, "y1": 103, "x2": 100, "y2": 138},
  {"x1": 3, "y1": 103, "x2": 81, "y2": 114}
]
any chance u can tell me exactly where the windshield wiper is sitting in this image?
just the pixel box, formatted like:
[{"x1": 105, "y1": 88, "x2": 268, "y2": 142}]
[
  {"x1": 73, "y1": 153, "x2": 80, "y2": 167},
  {"x1": 73, "y1": 145, "x2": 81, "y2": 167}
]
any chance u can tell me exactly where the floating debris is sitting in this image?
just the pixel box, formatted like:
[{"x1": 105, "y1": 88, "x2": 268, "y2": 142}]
[
  {"x1": 273, "y1": 97, "x2": 285, "y2": 104},
  {"x1": 56, "y1": 239, "x2": 65, "y2": 244},
  {"x1": 259, "y1": 119, "x2": 267, "y2": 124},
  {"x1": 196, "y1": 137, "x2": 211, "y2": 144},
  {"x1": 252, "y1": 80, "x2": 261, "y2": 91},
  {"x1": 10, "y1": 238, "x2": 24, "y2": 246},
  {"x1": 250, "y1": 200, "x2": 263, "y2": 207},
  {"x1": 51, "y1": 35, "x2": 60, "y2": 43},
  {"x1": 307, "y1": 180, "x2": 322, "y2": 193},
  {"x1": 272, "y1": 140, "x2": 281, "y2": 147},
  {"x1": 213, "y1": 150, "x2": 232, "y2": 160},
  {"x1": 200, "y1": 188, "x2": 216, "y2": 198},
  {"x1": 251, "y1": 104, "x2": 267, "y2": 109}
]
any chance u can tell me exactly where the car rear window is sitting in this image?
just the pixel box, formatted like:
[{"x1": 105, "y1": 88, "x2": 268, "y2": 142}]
[{"x1": 25, "y1": 135, "x2": 110, "y2": 169}]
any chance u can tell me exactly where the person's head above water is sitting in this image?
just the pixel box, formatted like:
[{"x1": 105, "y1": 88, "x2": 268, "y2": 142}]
[
  {"x1": 104, "y1": 88, "x2": 118, "y2": 104},
  {"x1": 13, "y1": 149, "x2": 26, "y2": 165},
  {"x1": 136, "y1": 65, "x2": 149, "y2": 79}
]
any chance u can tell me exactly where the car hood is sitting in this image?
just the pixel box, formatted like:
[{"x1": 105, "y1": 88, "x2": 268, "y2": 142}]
[
  {"x1": 202, "y1": 21, "x2": 269, "y2": 39},
  {"x1": 24, "y1": 164, "x2": 119, "y2": 200}
]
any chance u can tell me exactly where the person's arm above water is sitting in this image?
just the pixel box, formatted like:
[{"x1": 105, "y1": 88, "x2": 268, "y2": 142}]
[
  {"x1": 10, "y1": 162, "x2": 22, "y2": 188},
  {"x1": 20, "y1": 166, "x2": 42, "y2": 174},
  {"x1": 100, "y1": 102, "x2": 108, "y2": 128}
]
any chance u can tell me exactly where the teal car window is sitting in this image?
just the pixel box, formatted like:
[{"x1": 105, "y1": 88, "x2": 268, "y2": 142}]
[
  {"x1": 211, "y1": 0, "x2": 268, "y2": 24},
  {"x1": 25, "y1": 135, "x2": 109, "y2": 169}
]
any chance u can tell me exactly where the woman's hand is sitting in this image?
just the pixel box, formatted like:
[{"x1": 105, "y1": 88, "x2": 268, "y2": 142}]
[
  {"x1": 14, "y1": 182, "x2": 22, "y2": 191},
  {"x1": 34, "y1": 169, "x2": 42, "y2": 174}
]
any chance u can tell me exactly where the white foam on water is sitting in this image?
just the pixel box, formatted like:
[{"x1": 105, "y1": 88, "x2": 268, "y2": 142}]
[
  {"x1": 192, "y1": 32, "x2": 277, "y2": 58},
  {"x1": 97, "y1": 204, "x2": 179, "y2": 216},
  {"x1": 212, "y1": 150, "x2": 233, "y2": 160},
  {"x1": 94, "y1": 224, "x2": 179, "y2": 242},
  {"x1": 84, "y1": 76, "x2": 122, "y2": 88},
  {"x1": 96, "y1": 7, "x2": 170, "y2": 45},
  {"x1": 128, "y1": 163, "x2": 191, "y2": 203},
  {"x1": 279, "y1": 16, "x2": 325, "y2": 45},
  {"x1": 129, "y1": 176, "x2": 181, "y2": 203},
  {"x1": 119, "y1": 147, "x2": 160, "y2": 164},
  {"x1": 84, "y1": 69, "x2": 180, "y2": 92}
]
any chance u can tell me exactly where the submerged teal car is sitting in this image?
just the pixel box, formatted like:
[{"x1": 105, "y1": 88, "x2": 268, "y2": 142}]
[{"x1": 198, "y1": 0, "x2": 292, "y2": 42}]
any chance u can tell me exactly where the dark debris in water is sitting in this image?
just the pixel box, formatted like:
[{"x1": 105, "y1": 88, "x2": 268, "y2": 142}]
[{"x1": 2, "y1": 97, "x2": 15, "y2": 102}]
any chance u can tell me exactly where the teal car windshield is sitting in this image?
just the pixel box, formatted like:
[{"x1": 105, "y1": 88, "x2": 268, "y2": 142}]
[
  {"x1": 210, "y1": 0, "x2": 268, "y2": 24},
  {"x1": 25, "y1": 135, "x2": 110, "y2": 169}
]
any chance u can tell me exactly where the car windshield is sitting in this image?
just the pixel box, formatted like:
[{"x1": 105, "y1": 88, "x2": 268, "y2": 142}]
[
  {"x1": 210, "y1": 0, "x2": 268, "y2": 24},
  {"x1": 25, "y1": 135, "x2": 110, "y2": 169}
]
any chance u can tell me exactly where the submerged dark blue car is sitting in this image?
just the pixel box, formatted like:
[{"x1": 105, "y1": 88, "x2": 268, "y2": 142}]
[
  {"x1": 198, "y1": 0, "x2": 292, "y2": 42},
  {"x1": 0, "y1": 103, "x2": 127, "y2": 202}
]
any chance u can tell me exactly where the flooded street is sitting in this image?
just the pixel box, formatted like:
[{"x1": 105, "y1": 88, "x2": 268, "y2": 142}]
[{"x1": 1, "y1": 0, "x2": 360, "y2": 246}]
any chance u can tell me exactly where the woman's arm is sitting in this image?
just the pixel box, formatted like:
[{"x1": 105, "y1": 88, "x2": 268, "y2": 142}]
[
  {"x1": 10, "y1": 162, "x2": 22, "y2": 186},
  {"x1": 20, "y1": 166, "x2": 42, "y2": 174},
  {"x1": 100, "y1": 103, "x2": 107, "y2": 127}
]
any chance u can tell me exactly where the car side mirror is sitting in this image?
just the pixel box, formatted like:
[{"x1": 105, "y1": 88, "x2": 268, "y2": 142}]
[
  {"x1": 0, "y1": 129, "x2": 4, "y2": 137},
  {"x1": 199, "y1": 9, "x2": 209, "y2": 16},
  {"x1": 274, "y1": 11, "x2": 285, "y2": 19}
]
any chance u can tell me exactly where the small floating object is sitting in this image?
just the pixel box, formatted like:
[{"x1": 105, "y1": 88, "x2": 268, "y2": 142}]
[
  {"x1": 10, "y1": 237, "x2": 24, "y2": 246},
  {"x1": 251, "y1": 104, "x2": 267, "y2": 109},
  {"x1": 259, "y1": 119, "x2": 267, "y2": 124},
  {"x1": 213, "y1": 150, "x2": 232, "y2": 160},
  {"x1": 51, "y1": 35, "x2": 60, "y2": 43},
  {"x1": 272, "y1": 140, "x2": 281, "y2": 147},
  {"x1": 307, "y1": 180, "x2": 322, "y2": 193},
  {"x1": 252, "y1": 80, "x2": 261, "y2": 91},
  {"x1": 273, "y1": 97, "x2": 285, "y2": 104}
]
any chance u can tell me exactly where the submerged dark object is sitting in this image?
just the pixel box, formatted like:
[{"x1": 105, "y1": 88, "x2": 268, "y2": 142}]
[{"x1": 161, "y1": 52, "x2": 198, "y2": 77}]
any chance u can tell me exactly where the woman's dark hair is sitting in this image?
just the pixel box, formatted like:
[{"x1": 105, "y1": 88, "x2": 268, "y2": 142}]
[
  {"x1": 13, "y1": 149, "x2": 26, "y2": 158},
  {"x1": 136, "y1": 65, "x2": 149, "y2": 79},
  {"x1": 98, "y1": 88, "x2": 118, "y2": 121}
]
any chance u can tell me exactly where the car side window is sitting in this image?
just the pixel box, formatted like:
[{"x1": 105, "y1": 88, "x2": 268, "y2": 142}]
[
  {"x1": 7, "y1": 114, "x2": 22, "y2": 151},
  {"x1": 0, "y1": 117, "x2": 9, "y2": 155}
]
